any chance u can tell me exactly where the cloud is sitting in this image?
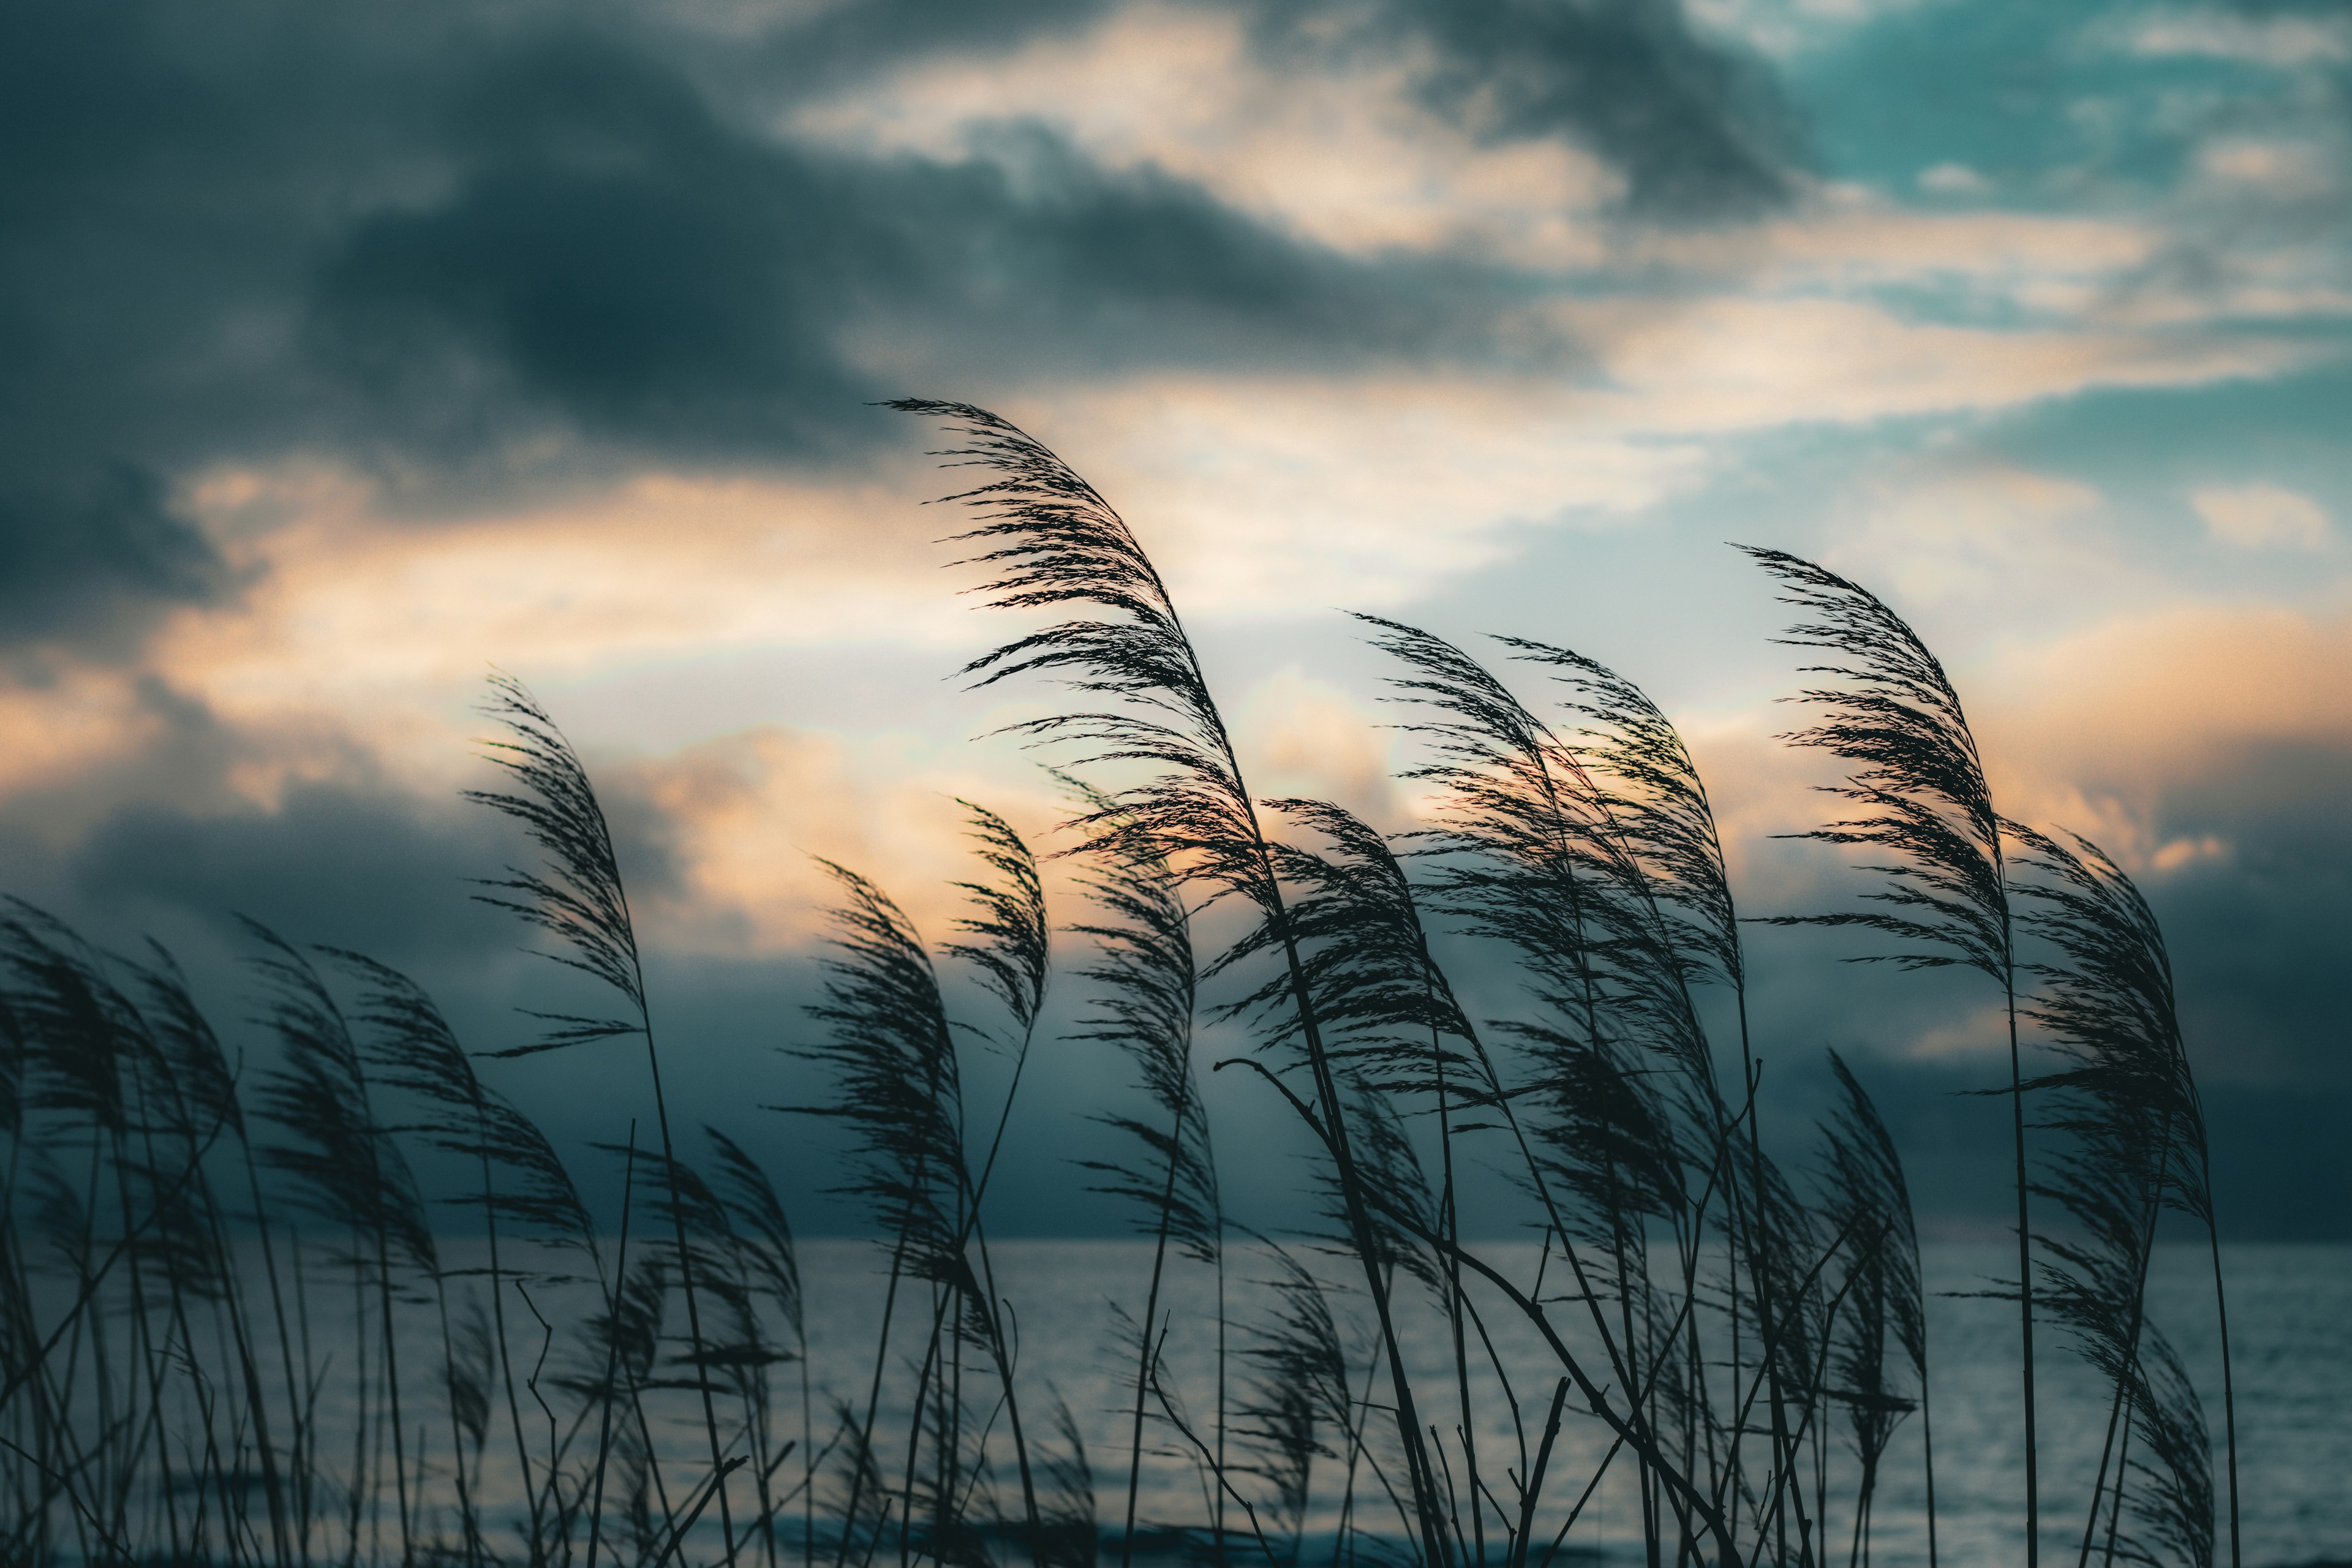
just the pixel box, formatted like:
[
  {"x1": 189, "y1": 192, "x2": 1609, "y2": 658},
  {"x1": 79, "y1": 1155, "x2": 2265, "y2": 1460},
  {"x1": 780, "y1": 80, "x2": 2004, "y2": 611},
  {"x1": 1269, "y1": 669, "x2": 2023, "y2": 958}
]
[
  {"x1": 790, "y1": 4, "x2": 1624, "y2": 265},
  {"x1": 0, "y1": 671, "x2": 519, "y2": 993},
  {"x1": 2193, "y1": 481, "x2": 2332, "y2": 549},
  {"x1": 310, "y1": 32, "x2": 875, "y2": 460},
  {"x1": 1230, "y1": 669, "x2": 1404, "y2": 823},
  {"x1": 770, "y1": 0, "x2": 1807, "y2": 225},
  {"x1": 2153, "y1": 728, "x2": 2352, "y2": 1046},
  {"x1": 1341, "y1": 0, "x2": 1801, "y2": 218},
  {"x1": 1730, "y1": 195, "x2": 2157, "y2": 294},
  {"x1": 1959, "y1": 598, "x2": 2352, "y2": 1091},
  {"x1": 0, "y1": 466, "x2": 228, "y2": 654},
  {"x1": 1, "y1": 2, "x2": 1556, "y2": 655},
  {"x1": 994, "y1": 374, "x2": 1705, "y2": 616},
  {"x1": 159, "y1": 459, "x2": 972, "y2": 723},
  {"x1": 0, "y1": 1, "x2": 491, "y2": 652},
  {"x1": 1915, "y1": 161, "x2": 1991, "y2": 197},
  {"x1": 1974, "y1": 597, "x2": 2352, "y2": 846},
  {"x1": 68, "y1": 778, "x2": 517, "y2": 965},
  {"x1": 0, "y1": 673, "x2": 359, "y2": 847},
  {"x1": 1680, "y1": 0, "x2": 1933, "y2": 62},
  {"x1": 308, "y1": 27, "x2": 1482, "y2": 462},
  {"x1": 1804, "y1": 458, "x2": 2144, "y2": 650},
  {"x1": 685, "y1": 0, "x2": 1120, "y2": 79},
  {"x1": 1568, "y1": 295, "x2": 2299, "y2": 432},
  {"x1": 0, "y1": 0, "x2": 332, "y2": 654},
  {"x1": 599, "y1": 722, "x2": 1066, "y2": 954},
  {"x1": 2121, "y1": 8, "x2": 2352, "y2": 68},
  {"x1": 796, "y1": 0, "x2": 1801, "y2": 225}
]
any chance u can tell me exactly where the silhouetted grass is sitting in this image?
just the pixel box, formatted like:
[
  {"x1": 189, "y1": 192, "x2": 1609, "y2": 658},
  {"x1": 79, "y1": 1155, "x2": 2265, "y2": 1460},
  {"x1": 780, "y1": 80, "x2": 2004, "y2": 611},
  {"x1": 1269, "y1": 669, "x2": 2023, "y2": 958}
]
[
  {"x1": 0, "y1": 407, "x2": 2247, "y2": 1568},
  {"x1": 1743, "y1": 545, "x2": 2042, "y2": 1568}
]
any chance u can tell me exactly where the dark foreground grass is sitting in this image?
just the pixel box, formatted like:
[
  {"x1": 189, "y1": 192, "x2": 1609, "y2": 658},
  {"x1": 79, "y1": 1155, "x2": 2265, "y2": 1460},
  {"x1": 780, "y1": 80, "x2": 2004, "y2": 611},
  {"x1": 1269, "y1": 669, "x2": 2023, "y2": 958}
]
[{"x1": 0, "y1": 404, "x2": 2237, "y2": 1568}]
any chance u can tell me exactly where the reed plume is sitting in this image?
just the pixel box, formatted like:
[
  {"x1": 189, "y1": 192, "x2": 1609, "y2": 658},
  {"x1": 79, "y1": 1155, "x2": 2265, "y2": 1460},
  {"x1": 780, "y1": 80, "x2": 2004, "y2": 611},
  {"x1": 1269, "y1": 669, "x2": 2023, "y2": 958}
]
[
  {"x1": 1038, "y1": 1393, "x2": 1102, "y2": 1568},
  {"x1": 605, "y1": 1133, "x2": 814, "y2": 1563},
  {"x1": 709, "y1": 1125, "x2": 810, "y2": 1568},
  {"x1": 131, "y1": 939, "x2": 300, "y2": 1564},
  {"x1": 889, "y1": 398, "x2": 1453, "y2": 1568},
  {"x1": 1234, "y1": 1250, "x2": 1350, "y2": 1562},
  {"x1": 790, "y1": 861, "x2": 962, "y2": 1564},
  {"x1": 1352, "y1": 616, "x2": 1755, "y2": 1566},
  {"x1": 2008, "y1": 826, "x2": 2223, "y2": 1568},
  {"x1": 248, "y1": 918, "x2": 435, "y2": 1563},
  {"x1": 336, "y1": 944, "x2": 602, "y2": 1561},
  {"x1": 1064, "y1": 797, "x2": 1224, "y2": 1568},
  {"x1": 1212, "y1": 797, "x2": 1485, "y2": 1566},
  {"x1": 790, "y1": 812, "x2": 1056, "y2": 1566},
  {"x1": 1743, "y1": 545, "x2": 2043, "y2": 1567},
  {"x1": 1512, "y1": 639, "x2": 1797, "y2": 1566},
  {"x1": 3, "y1": 905, "x2": 173, "y2": 1556},
  {"x1": 467, "y1": 670, "x2": 742, "y2": 1561},
  {"x1": 1815, "y1": 1051, "x2": 1928, "y2": 1568}
]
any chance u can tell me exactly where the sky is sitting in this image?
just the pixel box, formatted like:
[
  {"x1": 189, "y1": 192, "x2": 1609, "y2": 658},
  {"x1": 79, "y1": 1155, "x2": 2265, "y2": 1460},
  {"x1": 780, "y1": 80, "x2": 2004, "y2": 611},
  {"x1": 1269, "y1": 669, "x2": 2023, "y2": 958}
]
[{"x1": 2, "y1": 0, "x2": 2346, "y2": 1238}]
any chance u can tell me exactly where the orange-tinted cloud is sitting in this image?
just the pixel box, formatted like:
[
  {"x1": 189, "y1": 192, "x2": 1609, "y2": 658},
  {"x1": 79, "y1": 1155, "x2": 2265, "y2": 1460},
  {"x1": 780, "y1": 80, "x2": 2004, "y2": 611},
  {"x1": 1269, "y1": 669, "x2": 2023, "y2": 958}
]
[{"x1": 1970, "y1": 595, "x2": 2352, "y2": 861}]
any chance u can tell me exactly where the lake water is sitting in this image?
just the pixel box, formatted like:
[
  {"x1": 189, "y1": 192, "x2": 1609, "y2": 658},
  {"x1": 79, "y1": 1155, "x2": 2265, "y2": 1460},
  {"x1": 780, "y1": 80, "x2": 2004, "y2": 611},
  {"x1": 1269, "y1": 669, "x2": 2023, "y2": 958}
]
[
  {"x1": 523, "y1": 1237, "x2": 2352, "y2": 1566},
  {"x1": 20, "y1": 1237, "x2": 2350, "y2": 1566},
  {"x1": 784, "y1": 1238, "x2": 2352, "y2": 1568}
]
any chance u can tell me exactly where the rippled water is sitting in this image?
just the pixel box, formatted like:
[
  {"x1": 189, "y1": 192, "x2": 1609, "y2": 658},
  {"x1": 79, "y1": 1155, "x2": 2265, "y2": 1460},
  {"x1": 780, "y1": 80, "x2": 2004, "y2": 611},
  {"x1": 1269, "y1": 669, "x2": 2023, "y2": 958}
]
[
  {"x1": 24, "y1": 1238, "x2": 2348, "y2": 1565},
  {"x1": 788, "y1": 1238, "x2": 2351, "y2": 1568}
]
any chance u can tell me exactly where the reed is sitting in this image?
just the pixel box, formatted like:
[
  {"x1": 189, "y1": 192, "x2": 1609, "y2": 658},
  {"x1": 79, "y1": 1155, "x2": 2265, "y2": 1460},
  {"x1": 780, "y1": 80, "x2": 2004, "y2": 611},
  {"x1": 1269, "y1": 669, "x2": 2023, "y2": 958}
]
[
  {"x1": 784, "y1": 803, "x2": 1056, "y2": 1568},
  {"x1": 1816, "y1": 1050, "x2": 1928, "y2": 1568},
  {"x1": 337, "y1": 946, "x2": 596, "y2": 1562},
  {"x1": 0, "y1": 407, "x2": 2250, "y2": 1568},
  {"x1": 1742, "y1": 546, "x2": 2040, "y2": 1566},
  {"x1": 1351, "y1": 616, "x2": 1768, "y2": 1565},
  {"x1": 468, "y1": 672, "x2": 745, "y2": 1562},
  {"x1": 1061, "y1": 797, "x2": 1223, "y2": 1568},
  {"x1": 2007, "y1": 827, "x2": 2225, "y2": 1568},
  {"x1": 886, "y1": 398, "x2": 1457, "y2": 1568}
]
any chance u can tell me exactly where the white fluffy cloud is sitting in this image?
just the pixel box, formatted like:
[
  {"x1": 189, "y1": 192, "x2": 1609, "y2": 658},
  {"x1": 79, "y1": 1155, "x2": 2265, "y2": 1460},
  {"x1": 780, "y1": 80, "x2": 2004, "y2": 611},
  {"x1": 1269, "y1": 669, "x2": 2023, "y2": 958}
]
[
  {"x1": 2194, "y1": 483, "x2": 2333, "y2": 551},
  {"x1": 2122, "y1": 9, "x2": 2352, "y2": 67}
]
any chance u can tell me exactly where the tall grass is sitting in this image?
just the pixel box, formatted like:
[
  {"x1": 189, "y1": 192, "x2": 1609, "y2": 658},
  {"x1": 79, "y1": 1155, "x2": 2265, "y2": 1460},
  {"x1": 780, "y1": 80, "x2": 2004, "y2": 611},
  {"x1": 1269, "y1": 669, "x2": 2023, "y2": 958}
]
[
  {"x1": 0, "y1": 404, "x2": 2245, "y2": 1568},
  {"x1": 1740, "y1": 546, "x2": 2041, "y2": 1568}
]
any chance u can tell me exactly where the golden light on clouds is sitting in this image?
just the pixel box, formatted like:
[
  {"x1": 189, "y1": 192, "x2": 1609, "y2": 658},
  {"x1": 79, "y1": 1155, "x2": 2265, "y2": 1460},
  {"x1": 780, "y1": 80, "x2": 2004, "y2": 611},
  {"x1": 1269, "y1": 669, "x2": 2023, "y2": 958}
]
[
  {"x1": 1975, "y1": 595, "x2": 2352, "y2": 866},
  {"x1": 791, "y1": 1, "x2": 1622, "y2": 263}
]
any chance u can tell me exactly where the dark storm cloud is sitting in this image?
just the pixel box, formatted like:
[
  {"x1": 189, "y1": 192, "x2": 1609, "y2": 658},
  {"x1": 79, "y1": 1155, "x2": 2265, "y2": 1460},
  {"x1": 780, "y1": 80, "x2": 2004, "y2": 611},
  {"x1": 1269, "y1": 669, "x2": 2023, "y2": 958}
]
[
  {"x1": 0, "y1": 1, "x2": 244, "y2": 641},
  {"x1": 1258, "y1": 0, "x2": 1799, "y2": 217},
  {"x1": 0, "y1": 467, "x2": 228, "y2": 648},
  {"x1": 1724, "y1": 725, "x2": 2352, "y2": 1241},
  {"x1": 1406, "y1": 0, "x2": 1795, "y2": 216},
  {"x1": 734, "y1": 0, "x2": 1803, "y2": 219},
  {"x1": 0, "y1": 676, "x2": 508, "y2": 970},
  {"x1": 722, "y1": 0, "x2": 1119, "y2": 86},
  {"x1": 0, "y1": 0, "x2": 456, "y2": 650},
  {"x1": 309, "y1": 30, "x2": 876, "y2": 459},
  {"x1": 2149, "y1": 737, "x2": 2352, "y2": 1092},
  {"x1": 69, "y1": 780, "x2": 520, "y2": 967},
  {"x1": 0, "y1": 0, "x2": 1799, "y2": 653},
  {"x1": 311, "y1": 31, "x2": 1447, "y2": 458},
  {"x1": 2133, "y1": 737, "x2": 2352, "y2": 1243}
]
